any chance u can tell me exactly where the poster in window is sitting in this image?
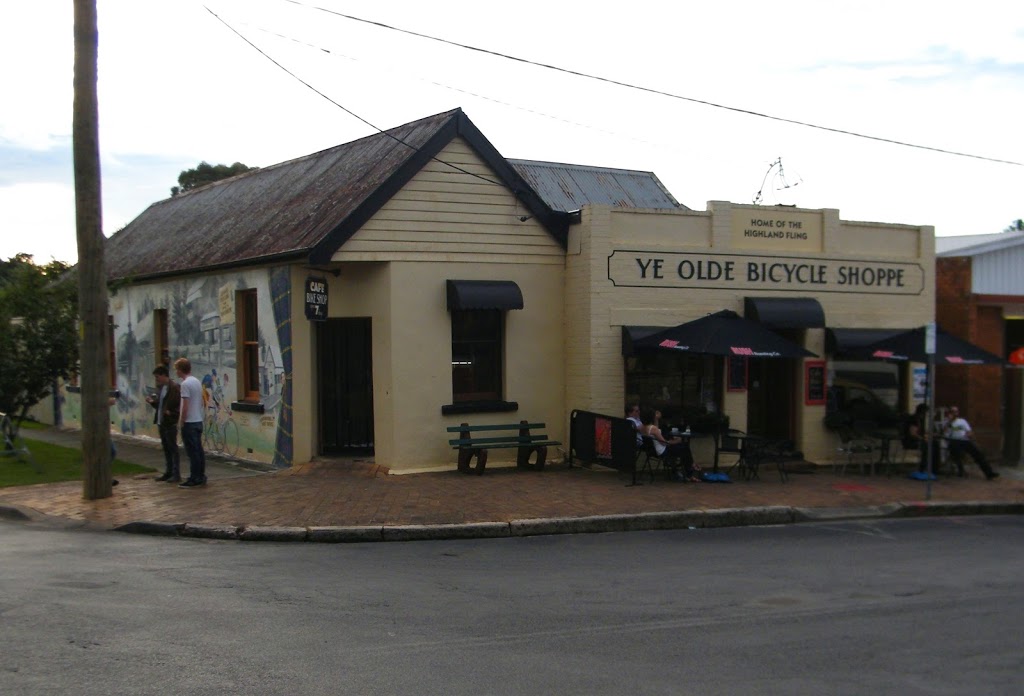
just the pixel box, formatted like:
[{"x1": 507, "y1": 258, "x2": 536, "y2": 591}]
[
  {"x1": 594, "y1": 417, "x2": 612, "y2": 459},
  {"x1": 805, "y1": 360, "x2": 826, "y2": 405},
  {"x1": 727, "y1": 356, "x2": 747, "y2": 392}
]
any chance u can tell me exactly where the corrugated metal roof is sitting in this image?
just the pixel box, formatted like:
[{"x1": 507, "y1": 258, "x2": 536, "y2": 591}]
[
  {"x1": 104, "y1": 109, "x2": 569, "y2": 281},
  {"x1": 936, "y1": 231, "x2": 1024, "y2": 256},
  {"x1": 507, "y1": 159, "x2": 684, "y2": 212}
]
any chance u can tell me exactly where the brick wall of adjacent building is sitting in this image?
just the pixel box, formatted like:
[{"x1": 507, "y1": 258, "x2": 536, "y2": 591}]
[{"x1": 935, "y1": 257, "x2": 1003, "y2": 457}]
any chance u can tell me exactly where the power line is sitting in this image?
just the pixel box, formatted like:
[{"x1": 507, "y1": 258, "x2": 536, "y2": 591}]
[
  {"x1": 243, "y1": 21, "x2": 661, "y2": 150},
  {"x1": 282, "y1": 0, "x2": 1022, "y2": 168},
  {"x1": 203, "y1": 6, "x2": 508, "y2": 191}
]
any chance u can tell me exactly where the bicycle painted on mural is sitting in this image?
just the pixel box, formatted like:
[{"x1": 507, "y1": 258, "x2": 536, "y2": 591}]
[{"x1": 203, "y1": 404, "x2": 239, "y2": 458}]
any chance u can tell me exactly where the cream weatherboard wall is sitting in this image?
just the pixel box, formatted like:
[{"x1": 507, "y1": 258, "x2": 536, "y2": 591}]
[
  {"x1": 304, "y1": 137, "x2": 566, "y2": 472},
  {"x1": 567, "y1": 201, "x2": 934, "y2": 465}
]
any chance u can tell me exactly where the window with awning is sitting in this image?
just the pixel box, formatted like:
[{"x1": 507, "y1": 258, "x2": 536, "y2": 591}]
[{"x1": 444, "y1": 280, "x2": 523, "y2": 414}]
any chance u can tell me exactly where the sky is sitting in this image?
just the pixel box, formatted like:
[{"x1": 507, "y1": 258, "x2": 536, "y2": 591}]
[{"x1": 2, "y1": 0, "x2": 1023, "y2": 265}]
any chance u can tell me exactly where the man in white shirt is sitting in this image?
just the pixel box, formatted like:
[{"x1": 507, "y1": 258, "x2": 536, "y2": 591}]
[
  {"x1": 174, "y1": 357, "x2": 207, "y2": 487},
  {"x1": 944, "y1": 406, "x2": 998, "y2": 480}
]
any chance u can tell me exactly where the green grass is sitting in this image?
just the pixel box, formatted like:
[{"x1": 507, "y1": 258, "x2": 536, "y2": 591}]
[{"x1": 0, "y1": 436, "x2": 153, "y2": 488}]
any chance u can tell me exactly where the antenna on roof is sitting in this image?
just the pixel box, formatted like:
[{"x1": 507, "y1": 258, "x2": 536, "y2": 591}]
[{"x1": 752, "y1": 157, "x2": 801, "y2": 205}]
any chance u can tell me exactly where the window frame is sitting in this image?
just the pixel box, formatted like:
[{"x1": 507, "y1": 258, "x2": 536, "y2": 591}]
[
  {"x1": 450, "y1": 308, "x2": 504, "y2": 404},
  {"x1": 154, "y1": 308, "x2": 170, "y2": 368},
  {"x1": 236, "y1": 289, "x2": 260, "y2": 402},
  {"x1": 107, "y1": 315, "x2": 117, "y2": 388}
]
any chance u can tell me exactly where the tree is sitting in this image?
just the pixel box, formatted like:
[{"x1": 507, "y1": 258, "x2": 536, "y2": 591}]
[
  {"x1": 73, "y1": 0, "x2": 113, "y2": 500},
  {"x1": 0, "y1": 256, "x2": 79, "y2": 425},
  {"x1": 171, "y1": 161, "x2": 253, "y2": 196},
  {"x1": 1003, "y1": 219, "x2": 1023, "y2": 233}
]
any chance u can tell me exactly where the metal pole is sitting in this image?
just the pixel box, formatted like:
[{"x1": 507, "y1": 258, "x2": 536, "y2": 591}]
[
  {"x1": 924, "y1": 322, "x2": 936, "y2": 500},
  {"x1": 925, "y1": 353, "x2": 935, "y2": 500}
]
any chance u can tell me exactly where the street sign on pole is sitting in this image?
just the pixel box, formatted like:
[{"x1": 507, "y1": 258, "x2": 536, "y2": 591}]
[{"x1": 925, "y1": 321, "x2": 936, "y2": 355}]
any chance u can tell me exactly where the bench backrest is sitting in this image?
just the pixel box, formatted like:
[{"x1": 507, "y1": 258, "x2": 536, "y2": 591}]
[{"x1": 446, "y1": 422, "x2": 546, "y2": 433}]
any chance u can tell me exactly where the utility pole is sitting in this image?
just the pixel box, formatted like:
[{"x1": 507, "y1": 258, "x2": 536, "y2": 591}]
[{"x1": 73, "y1": 0, "x2": 113, "y2": 499}]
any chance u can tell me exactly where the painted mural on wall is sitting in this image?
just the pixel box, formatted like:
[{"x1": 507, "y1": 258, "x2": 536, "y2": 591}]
[{"x1": 61, "y1": 267, "x2": 291, "y2": 467}]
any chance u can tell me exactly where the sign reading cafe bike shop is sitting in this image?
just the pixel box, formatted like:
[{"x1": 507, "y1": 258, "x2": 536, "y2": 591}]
[
  {"x1": 607, "y1": 251, "x2": 925, "y2": 295},
  {"x1": 304, "y1": 276, "x2": 328, "y2": 321}
]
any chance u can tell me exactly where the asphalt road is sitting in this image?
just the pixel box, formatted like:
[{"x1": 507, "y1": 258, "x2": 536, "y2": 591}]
[{"x1": 2, "y1": 517, "x2": 1023, "y2": 695}]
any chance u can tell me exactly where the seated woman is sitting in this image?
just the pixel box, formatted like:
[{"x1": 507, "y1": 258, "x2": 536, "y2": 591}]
[{"x1": 640, "y1": 408, "x2": 698, "y2": 482}]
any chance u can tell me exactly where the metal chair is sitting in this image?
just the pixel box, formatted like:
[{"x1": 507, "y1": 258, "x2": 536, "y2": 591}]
[
  {"x1": 637, "y1": 436, "x2": 664, "y2": 483},
  {"x1": 714, "y1": 426, "x2": 746, "y2": 474},
  {"x1": 835, "y1": 425, "x2": 874, "y2": 475},
  {"x1": 639, "y1": 436, "x2": 684, "y2": 482}
]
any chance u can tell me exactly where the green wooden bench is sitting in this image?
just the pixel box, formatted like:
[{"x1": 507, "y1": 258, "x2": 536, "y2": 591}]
[{"x1": 447, "y1": 420, "x2": 561, "y2": 475}]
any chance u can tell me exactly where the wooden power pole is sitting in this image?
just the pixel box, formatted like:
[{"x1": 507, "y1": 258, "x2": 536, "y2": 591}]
[{"x1": 73, "y1": 0, "x2": 113, "y2": 500}]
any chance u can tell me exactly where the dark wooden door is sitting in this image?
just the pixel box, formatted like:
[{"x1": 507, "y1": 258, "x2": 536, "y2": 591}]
[
  {"x1": 747, "y1": 358, "x2": 795, "y2": 440},
  {"x1": 319, "y1": 318, "x2": 374, "y2": 455}
]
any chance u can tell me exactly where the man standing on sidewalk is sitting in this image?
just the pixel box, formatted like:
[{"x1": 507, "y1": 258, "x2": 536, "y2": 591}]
[
  {"x1": 146, "y1": 365, "x2": 181, "y2": 482},
  {"x1": 174, "y1": 357, "x2": 207, "y2": 488}
]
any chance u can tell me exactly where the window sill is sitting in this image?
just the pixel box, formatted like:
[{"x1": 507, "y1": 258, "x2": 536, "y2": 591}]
[
  {"x1": 231, "y1": 401, "x2": 265, "y2": 415},
  {"x1": 441, "y1": 400, "x2": 518, "y2": 415},
  {"x1": 65, "y1": 386, "x2": 120, "y2": 398}
]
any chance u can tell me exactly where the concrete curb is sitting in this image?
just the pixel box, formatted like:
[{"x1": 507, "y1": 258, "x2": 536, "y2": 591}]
[
  {"x1": 38, "y1": 500, "x2": 1024, "y2": 543},
  {"x1": 308, "y1": 526, "x2": 383, "y2": 543},
  {"x1": 181, "y1": 523, "x2": 241, "y2": 540},
  {"x1": 238, "y1": 526, "x2": 308, "y2": 542},
  {"x1": 381, "y1": 522, "x2": 511, "y2": 542},
  {"x1": 0, "y1": 504, "x2": 33, "y2": 521},
  {"x1": 114, "y1": 521, "x2": 185, "y2": 536}
]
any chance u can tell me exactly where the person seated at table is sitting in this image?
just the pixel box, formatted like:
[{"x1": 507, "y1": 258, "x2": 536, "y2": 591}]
[
  {"x1": 943, "y1": 406, "x2": 998, "y2": 480},
  {"x1": 625, "y1": 403, "x2": 643, "y2": 447},
  {"x1": 639, "y1": 408, "x2": 697, "y2": 482},
  {"x1": 905, "y1": 404, "x2": 942, "y2": 476}
]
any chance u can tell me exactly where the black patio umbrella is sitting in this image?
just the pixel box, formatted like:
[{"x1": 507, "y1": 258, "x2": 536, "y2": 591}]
[
  {"x1": 632, "y1": 310, "x2": 817, "y2": 358},
  {"x1": 853, "y1": 326, "x2": 1005, "y2": 365}
]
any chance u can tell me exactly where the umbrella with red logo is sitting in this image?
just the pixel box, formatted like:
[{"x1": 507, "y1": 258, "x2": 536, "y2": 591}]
[
  {"x1": 631, "y1": 310, "x2": 817, "y2": 358},
  {"x1": 853, "y1": 326, "x2": 1005, "y2": 365}
]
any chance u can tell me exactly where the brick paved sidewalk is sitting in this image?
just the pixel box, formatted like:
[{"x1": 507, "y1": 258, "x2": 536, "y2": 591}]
[{"x1": 1, "y1": 427, "x2": 1022, "y2": 530}]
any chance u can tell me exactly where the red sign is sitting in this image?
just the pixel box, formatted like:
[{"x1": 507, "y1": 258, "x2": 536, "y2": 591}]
[{"x1": 1010, "y1": 348, "x2": 1024, "y2": 365}]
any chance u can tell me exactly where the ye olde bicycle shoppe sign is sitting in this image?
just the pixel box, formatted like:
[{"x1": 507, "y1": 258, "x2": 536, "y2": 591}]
[
  {"x1": 304, "y1": 276, "x2": 329, "y2": 320},
  {"x1": 608, "y1": 251, "x2": 924, "y2": 295},
  {"x1": 608, "y1": 209, "x2": 924, "y2": 294}
]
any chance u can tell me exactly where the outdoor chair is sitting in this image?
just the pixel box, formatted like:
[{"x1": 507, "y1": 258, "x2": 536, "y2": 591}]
[
  {"x1": 639, "y1": 436, "x2": 681, "y2": 482},
  {"x1": 836, "y1": 425, "x2": 874, "y2": 475},
  {"x1": 714, "y1": 426, "x2": 746, "y2": 474}
]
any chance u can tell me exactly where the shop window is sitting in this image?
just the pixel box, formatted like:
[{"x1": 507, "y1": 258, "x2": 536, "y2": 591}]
[
  {"x1": 625, "y1": 351, "x2": 720, "y2": 425},
  {"x1": 237, "y1": 289, "x2": 260, "y2": 401},
  {"x1": 825, "y1": 361, "x2": 901, "y2": 427},
  {"x1": 154, "y1": 309, "x2": 170, "y2": 368},
  {"x1": 451, "y1": 310, "x2": 503, "y2": 402}
]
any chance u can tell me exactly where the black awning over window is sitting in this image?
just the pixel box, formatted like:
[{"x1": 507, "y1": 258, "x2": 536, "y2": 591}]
[
  {"x1": 621, "y1": 325, "x2": 666, "y2": 356},
  {"x1": 826, "y1": 328, "x2": 909, "y2": 356},
  {"x1": 446, "y1": 280, "x2": 523, "y2": 311},
  {"x1": 744, "y1": 297, "x2": 825, "y2": 329}
]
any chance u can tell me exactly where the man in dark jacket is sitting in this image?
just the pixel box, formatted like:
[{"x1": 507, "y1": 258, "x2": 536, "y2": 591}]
[{"x1": 146, "y1": 365, "x2": 182, "y2": 482}]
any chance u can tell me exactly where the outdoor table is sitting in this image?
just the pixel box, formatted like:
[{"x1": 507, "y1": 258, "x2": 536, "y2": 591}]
[
  {"x1": 867, "y1": 428, "x2": 900, "y2": 476},
  {"x1": 725, "y1": 432, "x2": 766, "y2": 479}
]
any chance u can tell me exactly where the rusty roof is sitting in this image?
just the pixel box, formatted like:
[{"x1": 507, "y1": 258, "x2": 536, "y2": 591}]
[
  {"x1": 105, "y1": 109, "x2": 568, "y2": 282},
  {"x1": 507, "y1": 159, "x2": 685, "y2": 212}
]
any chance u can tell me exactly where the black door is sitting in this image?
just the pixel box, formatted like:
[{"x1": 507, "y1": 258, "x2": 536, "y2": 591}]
[
  {"x1": 747, "y1": 357, "x2": 795, "y2": 440},
  {"x1": 319, "y1": 318, "x2": 374, "y2": 455}
]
